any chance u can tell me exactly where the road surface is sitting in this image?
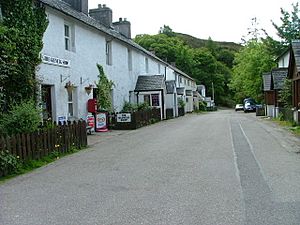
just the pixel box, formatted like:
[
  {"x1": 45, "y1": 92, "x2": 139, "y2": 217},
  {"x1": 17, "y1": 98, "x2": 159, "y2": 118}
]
[{"x1": 1, "y1": 109, "x2": 300, "y2": 225}]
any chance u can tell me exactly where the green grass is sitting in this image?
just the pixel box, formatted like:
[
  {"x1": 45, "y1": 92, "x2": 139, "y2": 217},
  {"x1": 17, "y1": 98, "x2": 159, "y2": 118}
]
[
  {"x1": 0, "y1": 147, "x2": 86, "y2": 183},
  {"x1": 271, "y1": 118, "x2": 300, "y2": 136}
]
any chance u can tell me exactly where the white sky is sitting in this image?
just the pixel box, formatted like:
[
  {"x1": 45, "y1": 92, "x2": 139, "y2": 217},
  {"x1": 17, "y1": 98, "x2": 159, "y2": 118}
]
[{"x1": 89, "y1": 0, "x2": 296, "y2": 43}]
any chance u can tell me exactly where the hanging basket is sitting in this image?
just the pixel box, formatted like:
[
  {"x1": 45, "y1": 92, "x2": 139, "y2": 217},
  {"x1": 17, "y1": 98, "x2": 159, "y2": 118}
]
[
  {"x1": 85, "y1": 84, "x2": 94, "y2": 95},
  {"x1": 65, "y1": 81, "x2": 75, "y2": 94}
]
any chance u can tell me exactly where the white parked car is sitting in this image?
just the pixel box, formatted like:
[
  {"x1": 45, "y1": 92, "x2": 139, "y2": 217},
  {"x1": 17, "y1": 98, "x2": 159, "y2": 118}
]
[{"x1": 235, "y1": 104, "x2": 244, "y2": 111}]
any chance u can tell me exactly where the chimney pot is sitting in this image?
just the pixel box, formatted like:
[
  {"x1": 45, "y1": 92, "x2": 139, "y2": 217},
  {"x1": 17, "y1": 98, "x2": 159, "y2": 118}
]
[
  {"x1": 89, "y1": 4, "x2": 113, "y2": 28},
  {"x1": 119, "y1": 17, "x2": 122, "y2": 22}
]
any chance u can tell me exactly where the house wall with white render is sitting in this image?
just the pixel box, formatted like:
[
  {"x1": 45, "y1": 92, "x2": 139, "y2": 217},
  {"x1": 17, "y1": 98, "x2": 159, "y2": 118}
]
[{"x1": 38, "y1": 0, "x2": 197, "y2": 122}]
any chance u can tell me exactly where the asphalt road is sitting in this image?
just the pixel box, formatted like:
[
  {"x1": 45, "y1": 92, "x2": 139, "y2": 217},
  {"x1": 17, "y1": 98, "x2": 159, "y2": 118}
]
[{"x1": 1, "y1": 109, "x2": 300, "y2": 225}]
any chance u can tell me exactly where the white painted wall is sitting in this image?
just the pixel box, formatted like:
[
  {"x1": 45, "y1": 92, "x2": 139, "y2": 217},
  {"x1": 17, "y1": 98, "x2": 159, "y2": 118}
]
[
  {"x1": 39, "y1": 6, "x2": 176, "y2": 121},
  {"x1": 278, "y1": 51, "x2": 290, "y2": 68}
]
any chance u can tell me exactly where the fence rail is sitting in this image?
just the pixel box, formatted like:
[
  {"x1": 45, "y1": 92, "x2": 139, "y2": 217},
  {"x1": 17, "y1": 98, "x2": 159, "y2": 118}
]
[{"x1": 0, "y1": 120, "x2": 87, "y2": 173}]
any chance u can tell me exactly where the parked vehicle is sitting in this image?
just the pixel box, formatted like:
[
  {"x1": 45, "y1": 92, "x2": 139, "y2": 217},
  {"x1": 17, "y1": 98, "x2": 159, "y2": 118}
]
[
  {"x1": 235, "y1": 104, "x2": 244, "y2": 111},
  {"x1": 243, "y1": 101, "x2": 256, "y2": 112}
]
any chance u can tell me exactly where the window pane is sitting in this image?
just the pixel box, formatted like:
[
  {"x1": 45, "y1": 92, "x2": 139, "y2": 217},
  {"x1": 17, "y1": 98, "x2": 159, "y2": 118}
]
[
  {"x1": 68, "y1": 103, "x2": 73, "y2": 116},
  {"x1": 65, "y1": 38, "x2": 70, "y2": 50},
  {"x1": 151, "y1": 94, "x2": 159, "y2": 106},
  {"x1": 68, "y1": 91, "x2": 72, "y2": 102},
  {"x1": 64, "y1": 25, "x2": 69, "y2": 37}
]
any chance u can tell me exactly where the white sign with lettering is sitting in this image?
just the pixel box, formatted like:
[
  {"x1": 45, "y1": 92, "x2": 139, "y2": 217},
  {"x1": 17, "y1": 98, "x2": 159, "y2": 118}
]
[
  {"x1": 41, "y1": 54, "x2": 70, "y2": 67},
  {"x1": 117, "y1": 113, "x2": 131, "y2": 122}
]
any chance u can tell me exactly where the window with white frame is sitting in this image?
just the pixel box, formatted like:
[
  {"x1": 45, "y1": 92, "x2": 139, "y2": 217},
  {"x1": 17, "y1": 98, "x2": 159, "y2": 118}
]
[
  {"x1": 64, "y1": 23, "x2": 75, "y2": 52},
  {"x1": 106, "y1": 40, "x2": 112, "y2": 65},
  {"x1": 64, "y1": 24, "x2": 71, "y2": 51},
  {"x1": 67, "y1": 90, "x2": 74, "y2": 117},
  {"x1": 145, "y1": 57, "x2": 149, "y2": 73},
  {"x1": 127, "y1": 48, "x2": 132, "y2": 71}
]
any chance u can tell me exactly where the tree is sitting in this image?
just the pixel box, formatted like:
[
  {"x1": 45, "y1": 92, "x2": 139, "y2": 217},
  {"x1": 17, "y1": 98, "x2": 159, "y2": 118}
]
[
  {"x1": 191, "y1": 48, "x2": 225, "y2": 104},
  {"x1": 0, "y1": 0, "x2": 48, "y2": 110},
  {"x1": 229, "y1": 40, "x2": 276, "y2": 102},
  {"x1": 272, "y1": 2, "x2": 300, "y2": 46},
  {"x1": 96, "y1": 64, "x2": 114, "y2": 112},
  {"x1": 279, "y1": 78, "x2": 292, "y2": 108},
  {"x1": 159, "y1": 25, "x2": 175, "y2": 37}
]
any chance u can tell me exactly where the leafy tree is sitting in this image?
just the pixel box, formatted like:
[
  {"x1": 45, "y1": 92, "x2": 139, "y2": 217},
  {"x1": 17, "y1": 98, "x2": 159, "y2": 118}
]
[
  {"x1": 229, "y1": 40, "x2": 276, "y2": 102},
  {"x1": 96, "y1": 64, "x2": 114, "y2": 111},
  {"x1": 159, "y1": 25, "x2": 175, "y2": 37},
  {"x1": 272, "y1": 2, "x2": 300, "y2": 45},
  {"x1": 279, "y1": 78, "x2": 292, "y2": 108},
  {"x1": 0, "y1": 0, "x2": 48, "y2": 110},
  {"x1": 134, "y1": 30, "x2": 235, "y2": 105}
]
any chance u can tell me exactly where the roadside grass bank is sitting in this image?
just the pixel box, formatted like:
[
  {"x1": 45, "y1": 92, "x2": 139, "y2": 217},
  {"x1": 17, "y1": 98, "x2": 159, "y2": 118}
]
[{"x1": 271, "y1": 118, "x2": 300, "y2": 136}]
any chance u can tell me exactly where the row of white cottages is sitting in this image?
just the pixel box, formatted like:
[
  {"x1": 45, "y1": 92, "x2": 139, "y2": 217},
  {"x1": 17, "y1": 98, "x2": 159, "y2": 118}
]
[{"x1": 37, "y1": 0, "x2": 202, "y2": 122}]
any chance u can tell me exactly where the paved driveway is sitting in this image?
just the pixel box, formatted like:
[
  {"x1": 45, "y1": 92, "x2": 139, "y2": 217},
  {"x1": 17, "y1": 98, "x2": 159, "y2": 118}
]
[{"x1": 1, "y1": 110, "x2": 300, "y2": 225}]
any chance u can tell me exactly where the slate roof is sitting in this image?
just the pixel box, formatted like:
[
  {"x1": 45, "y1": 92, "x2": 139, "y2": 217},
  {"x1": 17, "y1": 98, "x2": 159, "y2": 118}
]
[
  {"x1": 134, "y1": 75, "x2": 165, "y2": 92},
  {"x1": 262, "y1": 72, "x2": 272, "y2": 91},
  {"x1": 39, "y1": 0, "x2": 194, "y2": 81},
  {"x1": 271, "y1": 68, "x2": 288, "y2": 90}
]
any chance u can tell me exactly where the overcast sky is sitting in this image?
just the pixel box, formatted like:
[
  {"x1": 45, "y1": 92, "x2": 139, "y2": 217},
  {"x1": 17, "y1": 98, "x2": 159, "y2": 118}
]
[{"x1": 89, "y1": 0, "x2": 296, "y2": 43}]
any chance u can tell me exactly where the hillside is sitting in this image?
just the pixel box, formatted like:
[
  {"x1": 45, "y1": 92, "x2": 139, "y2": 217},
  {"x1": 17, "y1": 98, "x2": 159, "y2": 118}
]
[{"x1": 175, "y1": 33, "x2": 242, "y2": 52}]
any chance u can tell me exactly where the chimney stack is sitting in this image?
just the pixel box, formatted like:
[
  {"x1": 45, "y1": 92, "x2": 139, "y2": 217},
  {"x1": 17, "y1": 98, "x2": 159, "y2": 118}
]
[
  {"x1": 89, "y1": 4, "x2": 113, "y2": 28},
  {"x1": 62, "y1": 0, "x2": 88, "y2": 15},
  {"x1": 113, "y1": 17, "x2": 131, "y2": 39}
]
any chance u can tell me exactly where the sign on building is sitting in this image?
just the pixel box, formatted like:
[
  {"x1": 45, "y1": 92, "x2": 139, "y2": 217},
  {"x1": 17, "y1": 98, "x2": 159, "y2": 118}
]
[{"x1": 41, "y1": 54, "x2": 70, "y2": 67}]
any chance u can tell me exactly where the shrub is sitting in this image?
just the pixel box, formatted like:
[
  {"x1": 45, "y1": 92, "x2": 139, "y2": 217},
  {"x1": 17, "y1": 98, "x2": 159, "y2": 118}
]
[
  {"x1": 0, "y1": 150, "x2": 20, "y2": 175},
  {"x1": 121, "y1": 101, "x2": 151, "y2": 112},
  {"x1": 178, "y1": 99, "x2": 186, "y2": 108},
  {"x1": 0, "y1": 100, "x2": 41, "y2": 135},
  {"x1": 121, "y1": 101, "x2": 138, "y2": 112},
  {"x1": 137, "y1": 102, "x2": 151, "y2": 111},
  {"x1": 199, "y1": 101, "x2": 207, "y2": 111}
]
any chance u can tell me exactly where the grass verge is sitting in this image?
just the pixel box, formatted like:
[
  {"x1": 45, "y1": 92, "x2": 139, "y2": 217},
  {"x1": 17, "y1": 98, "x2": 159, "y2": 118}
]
[{"x1": 0, "y1": 147, "x2": 86, "y2": 184}]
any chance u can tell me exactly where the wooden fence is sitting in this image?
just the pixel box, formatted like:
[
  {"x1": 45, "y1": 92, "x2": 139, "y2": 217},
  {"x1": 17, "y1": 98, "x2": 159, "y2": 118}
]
[
  {"x1": 278, "y1": 107, "x2": 294, "y2": 122},
  {"x1": 109, "y1": 108, "x2": 161, "y2": 130},
  {"x1": 0, "y1": 120, "x2": 87, "y2": 164}
]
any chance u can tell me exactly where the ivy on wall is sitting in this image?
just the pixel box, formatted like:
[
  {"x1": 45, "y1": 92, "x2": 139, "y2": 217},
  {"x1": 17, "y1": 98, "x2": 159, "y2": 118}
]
[
  {"x1": 96, "y1": 64, "x2": 114, "y2": 112},
  {"x1": 0, "y1": 0, "x2": 48, "y2": 111}
]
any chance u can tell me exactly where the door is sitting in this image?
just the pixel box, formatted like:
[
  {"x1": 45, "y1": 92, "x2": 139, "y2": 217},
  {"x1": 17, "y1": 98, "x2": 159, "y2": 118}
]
[{"x1": 41, "y1": 85, "x2": 52, "y2": 120}]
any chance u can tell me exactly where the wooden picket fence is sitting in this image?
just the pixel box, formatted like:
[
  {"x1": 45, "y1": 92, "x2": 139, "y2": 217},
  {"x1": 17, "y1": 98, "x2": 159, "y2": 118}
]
[
  {"x1": 0, "y1": 120, "x2": 87, "y2": 163},
  {"x1": 109, "y1": 108, "x2": 161, "y2": 130}
]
